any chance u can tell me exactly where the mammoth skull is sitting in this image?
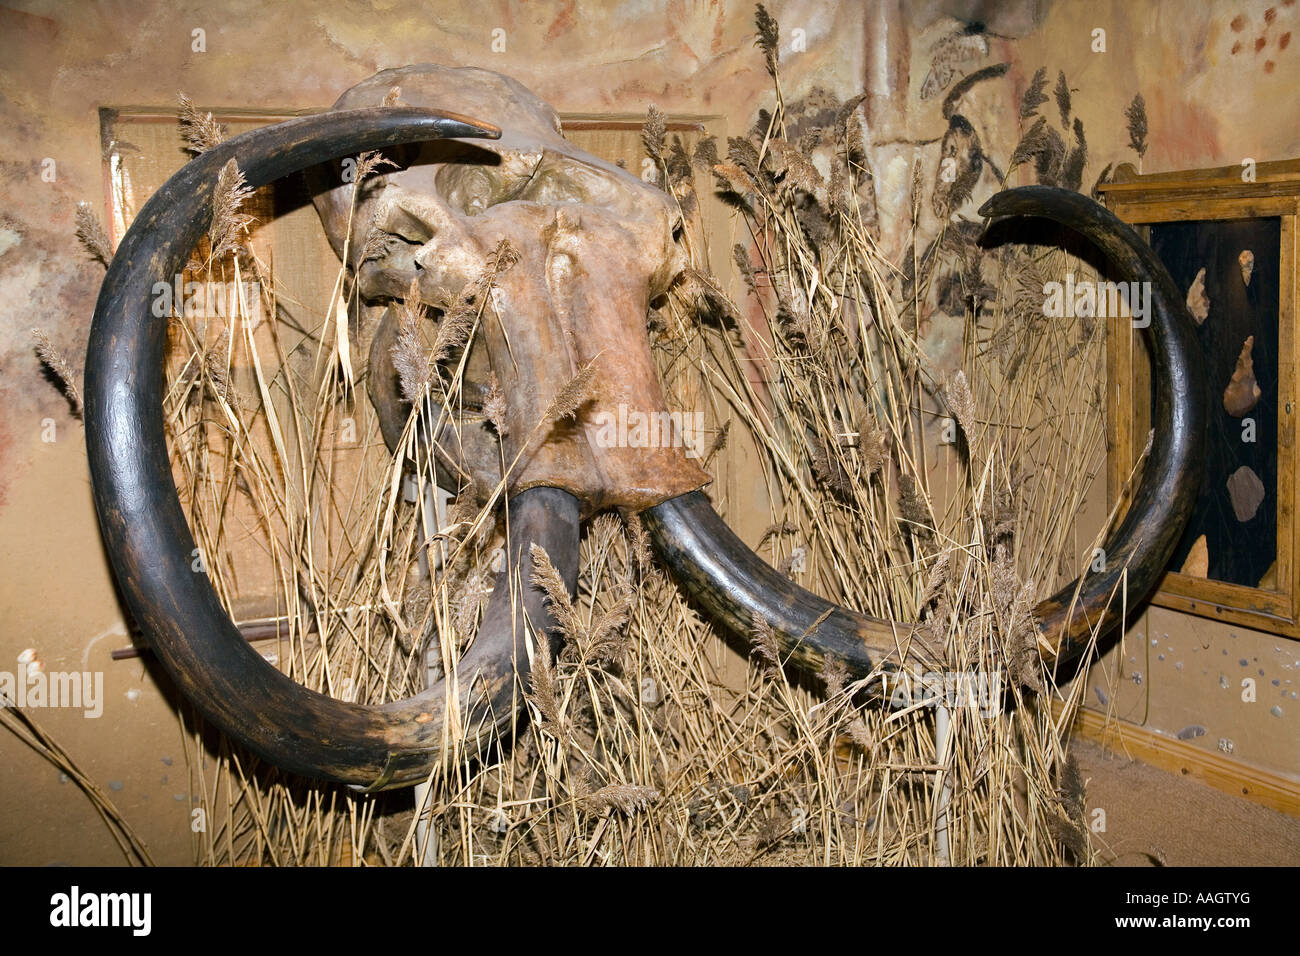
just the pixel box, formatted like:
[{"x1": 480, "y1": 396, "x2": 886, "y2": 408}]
[
  {"x1": 83, "y1": 65, "x2": 1205, "y2": 790},
  {"x1": 310, "y1": 66, "x2": 708, "y2": 516}
]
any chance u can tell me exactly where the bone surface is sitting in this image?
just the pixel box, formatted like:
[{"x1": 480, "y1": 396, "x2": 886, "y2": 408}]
[{"x1": 313, "y1": 65, "x2": 710, "y2": 515}]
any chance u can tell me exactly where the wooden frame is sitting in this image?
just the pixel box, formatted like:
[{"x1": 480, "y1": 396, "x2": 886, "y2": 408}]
[
  {"x1": 1059, "y1": 705, "x2": 1300, "y2": 818},
  {"x1": 1100, "y1": 160, "x2": 1300, "y2": 639}
]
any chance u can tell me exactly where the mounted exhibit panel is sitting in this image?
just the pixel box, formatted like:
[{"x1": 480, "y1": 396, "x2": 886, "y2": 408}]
[{"x1": 1101, "y1": 160, "x2": 1300, "y2": 641}]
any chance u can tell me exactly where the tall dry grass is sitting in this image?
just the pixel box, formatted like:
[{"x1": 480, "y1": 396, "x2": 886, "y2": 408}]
[{"x1": 149, "y1": 13, "x2": 1120, "y2": 867}]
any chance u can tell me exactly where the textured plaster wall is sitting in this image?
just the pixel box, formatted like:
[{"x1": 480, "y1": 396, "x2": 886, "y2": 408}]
[{"x1": 0, "y1": 0, "x2": 1297, "y2": 864}]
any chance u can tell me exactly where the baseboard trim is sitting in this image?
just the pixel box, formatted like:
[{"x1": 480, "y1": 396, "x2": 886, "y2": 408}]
[{"x1": 1063, "y1": 706, "x2": 1300, "y2": 818}]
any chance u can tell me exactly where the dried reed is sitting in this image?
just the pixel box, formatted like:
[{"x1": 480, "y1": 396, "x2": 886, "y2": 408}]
[{"x1": 157, "y1": 8, "x2": 1115, "y2": 866}]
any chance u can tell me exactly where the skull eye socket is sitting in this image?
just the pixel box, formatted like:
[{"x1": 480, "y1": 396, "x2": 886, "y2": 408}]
[
  {"x1": 377, "y1": 202, "x2": 438, "y2": 244},
  {"x1": 435, "y1": 164, "x2": 496, "y2": 215},
  {"x1": 361, "y1": 230, "x2": 406, "y2": 264},
  {"x1": 522, "y1": 165, "x2": 590, "y2": 205}
]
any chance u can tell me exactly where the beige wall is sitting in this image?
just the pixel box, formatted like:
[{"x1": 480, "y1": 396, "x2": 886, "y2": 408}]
[{"x1": 1, "y1": 0, "x2": 1297, "y2": 864}]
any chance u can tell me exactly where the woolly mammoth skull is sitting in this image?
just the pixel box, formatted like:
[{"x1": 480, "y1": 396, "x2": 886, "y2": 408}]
[
  {"x1": 83, "y1": 65, "x2": 1205, "y2": 790},
  {"x1": 309, "y1": 66, "x2": 708, "y2": 516}
]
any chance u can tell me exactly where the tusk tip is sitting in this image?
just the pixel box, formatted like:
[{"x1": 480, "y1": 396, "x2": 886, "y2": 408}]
[{"x1": 400, "y1": 106, "x2": 501, "y2": 141}]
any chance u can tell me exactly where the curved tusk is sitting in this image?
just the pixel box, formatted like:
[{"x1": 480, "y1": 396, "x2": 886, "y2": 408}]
[
  {"x1": 85, "y1": 106, "x2": 585, "y2": 789},
  {"x1": 644, "y1": 185, "x2": 1204, "y2": 682},
  {"x1": 643, "y1": 490, "x2": 935, "y2": 674},
  {"x1": 978, "y1": 186, "x2": 1204, "y2": 663}
]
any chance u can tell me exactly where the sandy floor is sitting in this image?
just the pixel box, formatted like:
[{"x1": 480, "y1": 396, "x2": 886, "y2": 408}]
[{"x1": 1072, "y1": 737, "x2": 1300, "y2": 866}]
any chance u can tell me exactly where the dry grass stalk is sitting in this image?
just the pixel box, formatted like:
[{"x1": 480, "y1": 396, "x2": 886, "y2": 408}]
[
  {"x1": 391, "y1": 277, "x2": 431, "y2": 403},
  {"x1": 754, "y1": 3, "x2": 780, "y2": 76},
  {"x1": 944, "y1": 369, "x2": 976, "y2": 439},
  {"x1": 1021, "y1": 67, "x2": 1049, "y2": 118},
  {"x1": 750, "y1": 615, "x2": 783, "y2": 677},
  {"x1": 529, "y1": 542, "x2": 582, "y2": 640},
  {"x1": 353, "y1": 150, "x2": 397, "y2": 186},
  {"x1": 641, "y1": 105, "x2": 666, "y2": 165},
  {"x1": 75, "y1": 202, "x2": 113, "y2": 266},
  {"x1": 178, "y1": 92, "x2": 226, "y2": 154},
  {"x1": 545, "y1": 358, "x2": 600, "y2": 423},
  {"x1": 209, "y1": 159, "x2": 254, "y2": 260},
  {"x1": 525, "y1": 624, "x2": 566, "y2": 740},
  {"x1": 144, "y1": 2, "x2": 1113, "y2": 867},
  {"x1": 31, "y1": 328, "x2": 83, "y2": 417},
  {"x1": 578, "y1": 783, "x2": 659, "y2": 816}
]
